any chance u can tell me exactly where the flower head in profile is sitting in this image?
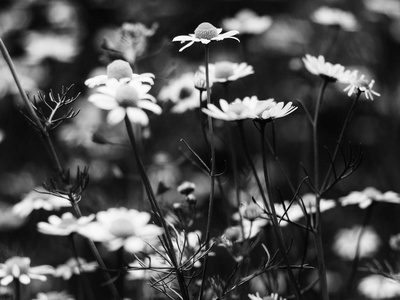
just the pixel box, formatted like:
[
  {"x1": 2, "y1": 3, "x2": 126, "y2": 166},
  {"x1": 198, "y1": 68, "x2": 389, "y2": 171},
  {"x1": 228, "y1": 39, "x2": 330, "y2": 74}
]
[
  {"x1": 332, "y1": 225, "x2": 381, "y2": 260},
  {"x1": 78, "y1": 207, "x2": 164, "y2": 253},
  {"x1": 37, "y1": 212, "x2": 95, "y2": 236},
  {"x1": 172, "y1": 22, "x2": 239, "y2": 52},
  {"x1": 0, "y1": 257, "x2": 54, "y2": 285},
  {"x1": 257, "y1": 101, "x2": 297, "y2": 121},
  {"x1": 358, "y1": 275, "x2": 400, "y2": 299},
  {"x1": 302, "y1": 54, "x2": 349, "y2": 82},
  {"x1": 85, "y1": 59, "x2": 155, "y2": 88},
  {"x1": 202, "y1": 96, "x2": 275, "y2": 121},
  {"x1": 88, "y1": 79, "x2": 161, "y2": 125},
  {"x1": 248, "y1": 292, "x2": 287, "y2": 300},
  {"x1": 54, "y1": 258, "x2": 97, "y2": 280},
  {"x1": 222, "y1": 9, "x2": 273, "y2": 35},
  {"x1": 12, "y1": 187, "x2": 71, "y2": 218},
  {"x1": 339, "y1": 187, "x2": 400, "y2": 208},
  {"x1": 311, "y1": 6, "x2": 359, "y2": 31},
  {"x1": 343, "y1": 71, "x2": 380, "y2": 100},
  {"x1": 201, "y1": 61, "x2": 254, "y2": 83}
]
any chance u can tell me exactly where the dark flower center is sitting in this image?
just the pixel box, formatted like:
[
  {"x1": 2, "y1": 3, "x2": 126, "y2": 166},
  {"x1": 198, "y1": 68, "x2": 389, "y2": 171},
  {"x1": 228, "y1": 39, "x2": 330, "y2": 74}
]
[
  {"x1": 107, "y1": 60, "x2": 133, "y2": 80},
  {"x1": 194, "y1": 22, "x2": 218, "y2": 40},
  {"x1": 115, "y1": 85, "x2": 139, "y2": 107}
]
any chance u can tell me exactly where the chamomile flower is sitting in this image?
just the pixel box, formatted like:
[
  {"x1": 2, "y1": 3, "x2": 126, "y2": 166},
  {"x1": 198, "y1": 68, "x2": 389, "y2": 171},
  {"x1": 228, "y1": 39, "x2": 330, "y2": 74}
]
[
  {"x1": 88, "y1": 78, "x2": 161, "y2": 126},
  {"x1": 85, "y1": 60, "x2": 154, "y2": 88},
  {"x1": 78, "y1": 207, "x2": 163, "y2": 253},
  {"x1": 302, "y1": 54, "x2": 349, "y2": 82},
  {"x1": 339, "y1": 187, "x2": 400, "y2": 209},
  {"x1": 358, "y1": 275, "x2": 400, "y2": 299},
  {"x1": 172, "y1": 22, "x2": 239, "y2": 52},
  {"x1": 311, "y1": 6, "x2": 359, "y2": 31},
  {"x1": 202, "y1": 96, "x2": 275, "y2": 121},
  {"x1": 258, "y1": 101, "x2": 297, "y2": 121},
  {"x1": 0, "y1": 257, "x2": 54, "y2": 285},
  {"x1": 37, "y1": 212, "x2": 95, "y2": 236},
  {"x1": 54, "y1": 258, "x2": 97, "y2": 280},
  {"x1": 343, "y1": 71, "x2": 380, "y2": 100},
  {"x1": 201, "y1": 61, "x2": 254, "y2": 83},
  {"x1": 222, "y1": 9, "x2": 273, "y2": 35}
]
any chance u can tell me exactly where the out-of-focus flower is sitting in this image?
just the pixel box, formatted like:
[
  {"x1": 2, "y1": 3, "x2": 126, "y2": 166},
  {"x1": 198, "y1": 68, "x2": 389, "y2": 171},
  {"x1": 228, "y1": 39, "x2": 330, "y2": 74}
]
[
  {"x1": 173, "y1": 22, "x2": 239, "y2": 52},
  {"x1": 332, "y1": 225, "x2": 381, "y2": 260},
  {"x1": 12, "y1": 187, "x2": 71, "y2": 218},
  {"x1": 85, "y1": 60, "x2": 154, "y2": 88},
  {"x1": 0, "y1": 201, "x2": 27, "y2": 231},
  {"x1": 389, "y1": 233, "x2": 400, "y2": 251},
  {"x1": 222, "y1": 9, "x2": 273, "y2": 35},
  {"x1": 258, "y1": 101, "x2": 297, "y2": 121},
  {"x1": 88, "y1": 78, "x2": 161, "y2": 126},
  {"x1": 177, "y1": 181, "x2": 196, "y2": 196},
  {"x1": 126, "y1": 255, "x2": 169, "y2": 281},
  {"x1": 23, "y1": 32, "x2": 79, "y2": 63},
  {"x1": 364, "y1": 0, "x2": 400, "y2": 19},
  {"x1": 78, "y1": 207, "x2": 163, "y2": 253},
  {"x1": 343, "y1": 71, "x2": 380, "y2": 100},
  {"x1": 311, "y1": 6, "x2": 359, "y2": 31},
  {"x1": 358, "y1": 275, "x2": 400, "y2": 299},
  {"x1": 274, "y1": 194, "x2": 336, "y2": 226},
  {"x1": 54, "y1": 258, "x2": 97, "y2": 280},
  {"x1": 202, "y1": 96, "x2": 275, "y2": 121},
  {"x1": 302, "y1": 54, "x2": 350, "y2": 82},
  {"x1": 222, "y1": 217, "x2": 267, "y2": 245},
  {"x1": 0, "y1": 257, "x2": 54, "y2": 285},
  {"x1": 33, "y1": 291, "x2": 75, "y2": 300},
  {"x1": 37, "y1": 212, "x2": 95, "y2": 236},
  {"x1": 339, "y1": 187, "x2": 400, "y2": 209},
  {"x1": 157, "y1": 72, "x2": 205, "y2": 113},
  {"x1": 202, "y1": 61, "x2": 254, "y2": 83},
  {"x1": 46, "y1": 0, "x2": 79, "y2": 30},
  {"x1": 248, "y1": 292, "x2": 286, "y2": 300}
]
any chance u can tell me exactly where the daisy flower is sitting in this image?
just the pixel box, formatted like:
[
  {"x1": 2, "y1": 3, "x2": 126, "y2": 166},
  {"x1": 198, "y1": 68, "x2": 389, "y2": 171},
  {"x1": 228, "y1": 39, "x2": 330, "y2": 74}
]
[
  {"x1": 157, "y1": 72, "x2": 205, "y2": 113},
  {"x1": 202, "y1": 96, "x2": 275, "y2": 121},
  {"x1": 302, "y1": 54, "x2": 350, "y2": 82},
  {"x1": 84, "y1": 59, "x2": 154, "y2": 88},
  {"x1": 33, "y1": 291, "x2": 75, "y2": 300},
  {"x1": 358, "y1": 275, "x2": 400, "y2": 299},
  {"x1": 200, "y1": 61, "x2": 254, "y2": 83},
  {"x1": 12, "y1": 187, "x2": 71, "y2": 218},
  {"x1": 78, "y1": 207, "x2": 163, "y2": 253},
  {"x1": 88, "y1": 78, "x2": 162, "y2": 126},
  {"x1": 37, "y1": 212, "x2": 95, "y2": 236},
  {"x1": 332, "y1": 225, "x2": 381, "y2": 260},
  {"x1": 343, "y1": 71, "x2": 381, "y2": 100},
  {"x1": 311, "y1": 6, "x2": 359, "y2": 31},
  {"x1": 222, "y1": 9, "x2": 273, "y2": 35},
  {"x1": 54, "y1": 258, "x2": 97, "y2": 280},
  {"x1": 0, "y1": 257, "x2": 54, "y2": 285},
  {"x1": 258, "y1": 101, "x2": 297, "y2": 121},
  {"x1": 172, "y1": 22, "x2": 239, "y2": 52},
  {"x1": 340, "y1": 187, "x2": 400, "y2": 208}
]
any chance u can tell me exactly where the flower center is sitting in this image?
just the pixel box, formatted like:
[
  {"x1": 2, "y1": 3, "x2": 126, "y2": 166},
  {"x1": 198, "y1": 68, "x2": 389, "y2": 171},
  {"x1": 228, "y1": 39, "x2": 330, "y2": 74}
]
[
  {"x1": 108, "y1": 218, "x2": 136, "y2": 238},
  {"x1": 115, "y1": 85, "x2": 139, "y2": 107},
  {"x1": 178, "y1": 87, "x2": 192, "y2": 99},
  {"x1": 5, "y1": 257, "x2": 29, "y2": 275},
  {"x1": 107, "y1": 60, "x2": 133, "y2": 80},
  {"x1": 214, "y1": 61, "x2": 235, "y2": 79},
  {"x1": 194, "y1": 22, "x2": 218, "y2": 40}
]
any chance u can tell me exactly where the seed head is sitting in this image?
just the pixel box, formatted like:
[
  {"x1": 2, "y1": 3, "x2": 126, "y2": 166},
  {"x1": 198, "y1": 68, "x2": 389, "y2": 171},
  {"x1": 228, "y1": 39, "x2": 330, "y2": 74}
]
[
  {"x1": 107, "y1": 60, "x2": 133, "y2": 80},
  {"x1": 194, "y1": 22, "x2": 219, "y2": 40}
]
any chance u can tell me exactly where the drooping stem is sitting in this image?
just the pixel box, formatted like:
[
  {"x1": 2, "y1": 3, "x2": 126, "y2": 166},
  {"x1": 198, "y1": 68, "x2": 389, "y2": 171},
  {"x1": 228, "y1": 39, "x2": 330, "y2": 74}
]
[
  {"x1": 258, "y1": 122, "x2": 303, "y2": 300},
  {"x1": 198, "y1": 43, "x2": 217, "y2": 300},
  {"x1": 123, "y1": 114, "x2": 190, "y2": 300},
  {"x1": 321, "y1": 91, "x2": 361, "y2": 194}
]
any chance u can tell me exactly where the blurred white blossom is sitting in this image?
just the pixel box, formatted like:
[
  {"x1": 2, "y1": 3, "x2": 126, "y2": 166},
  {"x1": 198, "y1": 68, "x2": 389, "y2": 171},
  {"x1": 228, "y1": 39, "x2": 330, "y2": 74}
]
[
  {"x1": 222, "y1": 9, "x2": 272, "y2": 35},
  {"x1": 54, "y1": 258, "x2": 97, "y2": 280},
  {"x1": 340, "y1": 187, "x2": 400, "y2": 208},
  {"x1": 358, "y1": 275, "x2": 400, "y2": 299},
  {"x1": 37, "y1": 212, "x2": 95, "y2": 236},
  {"x1": 311, "y1": 6, "x2": 359, "y2": 31}
]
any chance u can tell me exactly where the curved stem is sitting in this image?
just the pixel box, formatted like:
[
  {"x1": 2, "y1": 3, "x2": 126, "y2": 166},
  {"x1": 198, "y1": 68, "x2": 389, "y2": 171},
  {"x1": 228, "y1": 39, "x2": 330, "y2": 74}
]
[{"x1": 123, "y1": 114, "x2": 189, "y2": 300}]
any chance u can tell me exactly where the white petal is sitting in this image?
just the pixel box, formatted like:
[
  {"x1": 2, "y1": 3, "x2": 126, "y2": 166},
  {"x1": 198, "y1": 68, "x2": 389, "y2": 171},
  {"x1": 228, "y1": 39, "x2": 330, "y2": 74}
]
[
  {"x1": 19, "y1": 274, "x2": 31, "y2": 284},
  {"x1": 137, "y1": 100, "x2": 162, "y2": 114},
  {"x1": 107, "y1": 108, "x2": 126, "y2": 125},
  {"x1": 126, "y1": 108, "x2": 149, "y2": 126},
  {"x1": 88, "y1": 94, "x2": 118, "y2": 110}
]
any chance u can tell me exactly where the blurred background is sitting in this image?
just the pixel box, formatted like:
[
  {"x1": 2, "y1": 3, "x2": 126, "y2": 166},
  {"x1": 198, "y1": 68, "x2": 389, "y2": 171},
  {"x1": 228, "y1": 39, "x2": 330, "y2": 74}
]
[{"x1": 1, "y1": 0, "x2": 400, "y2": 299}]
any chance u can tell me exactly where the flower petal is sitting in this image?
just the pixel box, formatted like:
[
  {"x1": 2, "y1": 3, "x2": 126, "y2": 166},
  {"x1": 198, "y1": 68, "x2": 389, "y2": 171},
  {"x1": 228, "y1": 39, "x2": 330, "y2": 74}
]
[{"x1": 107, "y1": 108, "x2": 126, "y2": 125}]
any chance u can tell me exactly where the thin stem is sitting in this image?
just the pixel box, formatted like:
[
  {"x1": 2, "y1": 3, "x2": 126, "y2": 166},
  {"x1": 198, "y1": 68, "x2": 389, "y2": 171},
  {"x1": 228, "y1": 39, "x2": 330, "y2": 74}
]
[
  {"x1": 313, "y1": 79, "x2": 328, "y2": 192},
  {"x1": 321, "y1": 91, "x2": 361, "y2": 194},
  {"x1": 123, "y1": 114, "x2": 190, "y2": 300},
  {"x1": 198, "y1": 44, "x2": 217, "y2": 300},
  {"x1": 258, "y1": 122, "x2": 303, "y2": 300},
  {"x1": 14, "y1": 278, "x2": 20, "y2": 300}
]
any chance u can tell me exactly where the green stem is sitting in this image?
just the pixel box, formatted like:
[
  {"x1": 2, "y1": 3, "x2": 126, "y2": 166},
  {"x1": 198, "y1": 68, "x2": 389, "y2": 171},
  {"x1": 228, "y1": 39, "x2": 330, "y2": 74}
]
[
  {"x1": 258, "y1": 122, "x2": 303, "y2": 300},
  {"x1": 14, "y1": 278, "x2": 20, "y2": 300},
  {"x1": 123, "y1": 114, "x2": 189, "y2": 300},
  {"x1": 198, "y1": 43, "x2": 217, "y2": 300}
]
